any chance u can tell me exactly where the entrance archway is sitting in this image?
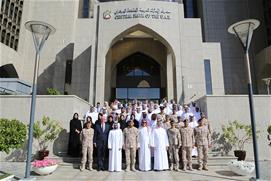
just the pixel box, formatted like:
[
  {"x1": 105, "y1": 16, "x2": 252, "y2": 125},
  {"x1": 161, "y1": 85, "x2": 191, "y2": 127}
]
[{"x1": 103, "y1": 24, "x2": 176, "y2": 102}]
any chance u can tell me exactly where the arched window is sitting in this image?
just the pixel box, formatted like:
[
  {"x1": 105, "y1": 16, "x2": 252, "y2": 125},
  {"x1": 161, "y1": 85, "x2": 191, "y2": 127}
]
[
  {"x1": 9, "y1": 3, "x2": 14, "y2": 18},
  {"x1": 6, "y1": 33, "x2": 10, "y2": 45},
  {"x1": 7, "y1": 22, "x2": 12, "y2": 30},
  {"x1": 115, "y1": 52, "x2": 162, "y2": 100},
  {"x1": 12, "y1": 25, "x2": 16, "y2": 33},
  {"x1": 10, "y1": 36, "x2": 14, "y2": 48},
  {"x1": 13, "y1": 7, "x2": 18, "y2": 22},
  {"x1": 14, "y1": 39, "x2": 18, "y2": 50},
  {"x1": 16, "y1": 28, "x2": 19, "y2": 35},
  {"x1": 1, "y1": 30, "x2": 6, "y2": 42},
  {"x1": 0, "y1": 14, "x2": 3, "y2": 24},
  {"x1": 5, "y1": 0, "x2": 10, "y2": 14},
  {"x1": 17, "y1": 10, "x2": 22, "y2": 25},
  {"x1": 19, "y1": 1, "x2": 23, "y2": 7},
  {"x1": 3, "y1": 18, "x2": 7, "y2": 26},
  {"x1": 1, "y1": 0, "x2": 4, "y2": 12}
]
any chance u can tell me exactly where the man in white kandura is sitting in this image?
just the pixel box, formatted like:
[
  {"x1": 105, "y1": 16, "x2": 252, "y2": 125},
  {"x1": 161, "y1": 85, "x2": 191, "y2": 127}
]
[
  {"x1": 138, "y1": 119, "x2": 151, "y2": 171},
  {"x1": 150, "y1": 119, "x2": 169, "y2": 171},
  {"x1": 108, "y1": 122, "x2": 123, "y2": 172}
]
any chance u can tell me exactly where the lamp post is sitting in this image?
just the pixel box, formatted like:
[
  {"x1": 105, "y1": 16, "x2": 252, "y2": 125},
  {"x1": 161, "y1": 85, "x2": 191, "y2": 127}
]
[
  {"x1": 24, "y1": 21, "x2": 55, "y2": 179},
  {"x1": 228, "y1": 19, "x2": 260, "y2": 179},
  {"x1": 262, "y1": 78, "x2": 271, "y2": 95}
]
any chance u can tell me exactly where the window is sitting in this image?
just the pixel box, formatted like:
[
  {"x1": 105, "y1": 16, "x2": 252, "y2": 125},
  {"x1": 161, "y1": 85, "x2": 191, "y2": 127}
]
[
  {"x1": 9, "y1": 3, "x2": 14, "y2": 18},
  {"x1": 6, "y1": 33, "x2": 10, "y2": 45},
  {"x1": 14, "y1": 39, "x2": 18, "y2": 50},
  {"x1": 1, "y1": 0, "x2": 4, "y2": 12},
  {"x1": 1, "y1": 30, "x2": 6, "y2": 42},
  {"x1": 8, "y1": 22, "x2": 12, "y2": 30},
  {"x1": 14, "y1": 7, "x2": 18, "y2": 21},
  {"x1": 116, "y1": 88, "x2": 160, "y2": 100},
  {"x1": 65, "y1": 60, "x2": 72, "y2": 84},
  {"x1": 183, "y1": 0, "x2": 197, "y2": 18},
  {"x1": 12, "y1": 25, "x2": 16, "y2": 33},
  {"x1": 82, "y1": 0, "x2": 89, "y2": 18},
  {"x1": 126, "y1": 68, "x2": 150, "y2": 77},
  {"x1": 204, "y1": 59, "x2": 213, "y2": 95},
  {"x1": 10, "y1": 36, "x2": 14, "y2": 47}
]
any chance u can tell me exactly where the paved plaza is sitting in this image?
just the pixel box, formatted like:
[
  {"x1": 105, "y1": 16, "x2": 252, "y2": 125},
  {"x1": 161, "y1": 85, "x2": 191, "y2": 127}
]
[{"x1": 1, "y1": 157, "x2": 270, "y2": 181}]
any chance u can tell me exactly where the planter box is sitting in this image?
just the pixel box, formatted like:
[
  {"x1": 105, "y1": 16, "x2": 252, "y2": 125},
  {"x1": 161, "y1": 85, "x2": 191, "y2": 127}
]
[{"x1": 228, "y1": 160, "x2": 255, "y2": 176}]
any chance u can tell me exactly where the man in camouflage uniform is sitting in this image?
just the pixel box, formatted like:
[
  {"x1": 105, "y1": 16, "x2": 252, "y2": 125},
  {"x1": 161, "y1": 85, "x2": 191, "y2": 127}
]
[
  {"x1": 194, "y1": 118, "x2": 211, "y2": 171},
  {"x1": 201, "y1": 113, "x2": 212, "y2": 134},
  {"x1": 180, "y1": 119, "x2": 195, "y2": 171},
  {"x1": 80, "y1": 120, "x2": 94, "y2": 171},
  {"x1": 123, "y1": 120, "x2": 139, "y2": 171},
  {"x1": 167, "y1": 119, "x2": 182, "y2": 171}
]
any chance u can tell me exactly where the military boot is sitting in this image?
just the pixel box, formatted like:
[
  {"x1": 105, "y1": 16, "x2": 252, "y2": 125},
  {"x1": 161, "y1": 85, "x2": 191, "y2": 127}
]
[
  {"x1": 198, "y1": 164, "x2": 202, "y2": 171},
  {"x1": 131, "y1": 165, "x2": 136, "y2": 172},
  {"x1": 88, "y1": 163, "x2": 93, "y2": 171},
  {"x1": 169, "y1": 164, "x2": 173, "y2": 171},
  {"x1": 80, "y1": 164, "x2": 85, "y2": 171},
  {"x1": 203, "y1": 165, "x2": 208, "y2": 171},
  {"x1": 125, "y1": 165, "x2": 130, "y2": 172},
  {"x1": 175, "y1": 163, "x2": 180, "y2": 171},
  {"x1": 182, "y1": 164, "x2": 187, "y2": 171}
]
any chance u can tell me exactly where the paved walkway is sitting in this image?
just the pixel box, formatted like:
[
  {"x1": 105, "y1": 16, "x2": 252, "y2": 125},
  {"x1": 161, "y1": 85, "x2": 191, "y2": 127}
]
[{"x1": 1, "y1": 157, "x2": 270, "y2": 181}]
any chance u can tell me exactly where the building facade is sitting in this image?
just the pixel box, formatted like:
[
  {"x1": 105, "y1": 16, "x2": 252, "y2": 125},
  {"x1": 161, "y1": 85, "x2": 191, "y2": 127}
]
[
  {"x1": 197, "y1": 0, "x2": 270, "y2": 94},
  {"x1": 1, "y1": 0, "x2": 225, "y2": 104},
  {"x1": 1, "y1": 0, "x2": 270, "y2": 104}
]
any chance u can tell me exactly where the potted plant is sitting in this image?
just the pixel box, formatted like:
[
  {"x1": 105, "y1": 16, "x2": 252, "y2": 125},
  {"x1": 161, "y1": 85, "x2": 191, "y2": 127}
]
[
  {"x1": 33, "y1": 116, "x2": 63, "y2": 160},
  {"x1": 32, "y1": 159, "x2": 58, "y2": 175},
  {"x1": 267, "y1": 125, "x2": 271, "y2": 146},
  {"x1": 222, "y1": 120, "x2": 260, "y2": 161}
]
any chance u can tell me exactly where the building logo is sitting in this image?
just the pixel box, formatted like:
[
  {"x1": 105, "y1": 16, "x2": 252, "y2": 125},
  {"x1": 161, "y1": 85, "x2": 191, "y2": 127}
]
[{"x1": 103, "y1": 10, "x2": 111, "y2": 20}]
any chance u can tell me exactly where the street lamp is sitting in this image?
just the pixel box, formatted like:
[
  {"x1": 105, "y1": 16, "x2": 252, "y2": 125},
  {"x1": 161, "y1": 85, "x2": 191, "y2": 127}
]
[
  {"x1": 228, "y1": 19, "x2": 260, "y2": 179},
  {"x1": 262, "y1": 77, "x2": 271, "y2": 95},
  {"x1": 24, "y1": 21, "x2": 55, "y2": 179}
]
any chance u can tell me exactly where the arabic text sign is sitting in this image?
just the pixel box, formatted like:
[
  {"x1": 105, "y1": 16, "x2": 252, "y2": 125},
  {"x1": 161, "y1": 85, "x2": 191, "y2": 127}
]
[{"x1": 103, "y1": 8, "x2": 171, "y2": 20}]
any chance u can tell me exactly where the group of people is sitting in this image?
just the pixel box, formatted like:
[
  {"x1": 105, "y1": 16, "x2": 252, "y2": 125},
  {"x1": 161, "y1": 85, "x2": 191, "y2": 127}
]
[{"x1": 67, "y1": 99, "x2": 212, "y2": 172}]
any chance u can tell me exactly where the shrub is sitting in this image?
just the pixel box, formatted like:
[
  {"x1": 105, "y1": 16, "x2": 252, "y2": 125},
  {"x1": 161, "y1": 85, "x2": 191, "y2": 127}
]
[
  {"x1": 33, "y1": 116, "x2": 63, "y2": 151},
  {"x1": 0, "y1": 119, "x2": 27, "y2": 154},
  {"x1": 46, "y1": 88, "x2": 60, "y2": 95}
]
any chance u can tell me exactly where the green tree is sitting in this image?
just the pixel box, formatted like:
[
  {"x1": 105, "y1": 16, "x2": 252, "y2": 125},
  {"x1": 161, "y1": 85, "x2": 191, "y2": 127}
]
[
  {"x1": 33, "y1": 116, "x2": 63, "y2": 151},
  {"x1": 222, "y1": 120, "x2": 260, "y2": 151}
]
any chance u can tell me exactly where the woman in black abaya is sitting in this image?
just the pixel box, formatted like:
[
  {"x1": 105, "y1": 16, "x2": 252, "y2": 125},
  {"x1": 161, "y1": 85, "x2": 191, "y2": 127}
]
[{"x1": 68, "y1": 113, "x2": 82, "y2": 157}]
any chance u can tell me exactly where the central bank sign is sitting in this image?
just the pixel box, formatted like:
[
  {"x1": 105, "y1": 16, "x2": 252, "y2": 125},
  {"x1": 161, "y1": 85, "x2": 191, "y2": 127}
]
[{"x1": 103, "y1": 8, "x2": 171, "y2": 20}]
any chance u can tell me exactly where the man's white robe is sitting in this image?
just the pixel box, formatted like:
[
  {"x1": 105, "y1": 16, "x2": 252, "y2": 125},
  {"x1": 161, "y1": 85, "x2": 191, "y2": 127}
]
[
  {"x1": 85, "y1": 111, "x2": 98, "y2": 124},
  {"x1": 108, "y1": 129, "x2": 123, "y2": 172},
  {"x1": 150, "y1": 127, "x2": 169, "y2": 170},
  {"x1": 138, "y1": 127, "x2": 151, "y2": 171}
]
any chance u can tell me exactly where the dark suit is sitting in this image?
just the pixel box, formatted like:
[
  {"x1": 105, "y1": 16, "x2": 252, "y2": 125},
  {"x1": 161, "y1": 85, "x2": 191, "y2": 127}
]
[{"x1": 93, "y1": 121, "x2": 110, "y2": 170}]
